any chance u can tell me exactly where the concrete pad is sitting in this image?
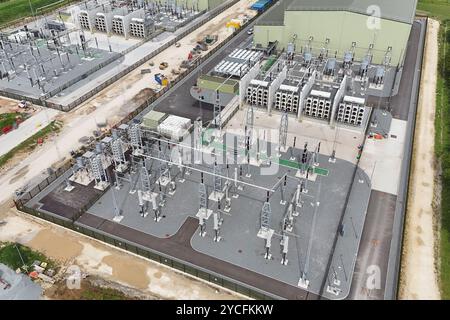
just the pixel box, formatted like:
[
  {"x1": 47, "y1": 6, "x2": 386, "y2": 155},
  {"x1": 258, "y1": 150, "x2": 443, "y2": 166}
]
[{"x1": 359, "y1": 119, "x2": 407, "y2": 195}]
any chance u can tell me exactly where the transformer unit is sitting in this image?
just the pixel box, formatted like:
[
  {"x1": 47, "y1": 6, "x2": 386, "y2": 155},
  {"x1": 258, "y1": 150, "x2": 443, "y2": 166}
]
[
  {"x1": 324, "y1": 58, "x2": 336, "y2": 76},
  {"x1": 373, "y1": 66, "x2": 385, "y2": 85},
  {"x1": 359, "y1": 59, "x2": 368, "y2": 77},
  {"x1": 303, "y1": 52, "x2": 312, "y2": 66},
  {"x1": 336, "y1": 96, "x2": 366, "y2": 127},
  {"x1": 343, "y1": 51, "x2": 353, "y2": 68}
]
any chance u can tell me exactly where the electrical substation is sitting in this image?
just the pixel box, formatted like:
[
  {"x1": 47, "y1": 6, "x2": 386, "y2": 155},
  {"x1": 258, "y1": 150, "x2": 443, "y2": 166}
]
[
  {"x1": 16, "y1": 0, "x2": 424, "y2": 300},
  {"x1": 0, "y1": 0, "x2": 220, "y2": 108}
]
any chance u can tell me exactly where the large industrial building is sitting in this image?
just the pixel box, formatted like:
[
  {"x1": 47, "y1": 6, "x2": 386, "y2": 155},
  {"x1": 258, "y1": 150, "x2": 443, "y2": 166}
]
[{"x1": 253, "y1": 0, "x2": 418, "y2": 66}]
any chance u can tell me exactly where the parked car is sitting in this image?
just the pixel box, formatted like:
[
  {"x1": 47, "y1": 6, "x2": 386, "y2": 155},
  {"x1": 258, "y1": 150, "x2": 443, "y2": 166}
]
[{"x1": 18, "y1": 100, "x2": 30, "y2": 108}]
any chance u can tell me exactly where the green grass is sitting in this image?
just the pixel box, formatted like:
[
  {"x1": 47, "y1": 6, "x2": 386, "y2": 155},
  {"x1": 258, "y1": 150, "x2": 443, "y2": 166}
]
[
  {"x1": 436, "y1": 21, "x2": 450, "y2": 300},
  {"x1": 0, "y1": 120, "x2": 62, "y2": 168},
  {"x1": 0, "y1": 112, "x2": 23, "y2": 130},
  {"x1": 418, "y1": 0, "x2": 450, "y2": 21},
  {"x1": 0, "y1": 242, "x2": 57, "y2": 272},
  {"x1": 80, "y1": 286, "x2": 132, "y2": 300},
  {"x1": 0, "y1": 0, "x2": 74, "y2": 27},
  {"x1": 418, "y1": 0, "x2": 450, "y2": 299}
]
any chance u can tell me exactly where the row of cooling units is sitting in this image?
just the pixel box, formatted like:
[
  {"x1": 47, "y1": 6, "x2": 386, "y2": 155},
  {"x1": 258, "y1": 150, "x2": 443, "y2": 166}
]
[
  {"x1": 245, "y1": 80, "x2": 269, "y2": 108},
  {"x1": 246, "y1": 85, "x2": 367, "y2": 127},
  {"x1": 79, "y1": 12, "x2": 152, "y2": 38},
  {"x1": 214, "y1": 49, "x2": 262, "y2": 78}
]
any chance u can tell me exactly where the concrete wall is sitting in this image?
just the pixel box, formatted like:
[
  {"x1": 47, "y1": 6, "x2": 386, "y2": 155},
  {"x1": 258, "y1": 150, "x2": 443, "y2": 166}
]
[
  {"x1": 254, "y1": 11, "x2": 412, "y2": 66},
  {"x1": 298, "y1": 69, "x2": 315, "y2": 119},
  {"x1": 239, "y1": 61, "x2": 261, "y2": 105},
  {"x1": 268, "y1": 66, "x2": 286, "y2": 114}
]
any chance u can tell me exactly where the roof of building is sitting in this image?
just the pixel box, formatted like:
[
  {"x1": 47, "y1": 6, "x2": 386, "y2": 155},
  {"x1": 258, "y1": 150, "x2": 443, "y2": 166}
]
[{"x1": 258, "y1": 0, "x2": 417, "y2": 25}]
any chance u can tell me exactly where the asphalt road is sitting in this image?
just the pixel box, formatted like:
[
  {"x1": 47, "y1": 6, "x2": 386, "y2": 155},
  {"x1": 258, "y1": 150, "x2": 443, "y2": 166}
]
[
  {"x1": 390, "y1": 21, "x2": 422, "y2": 121},
  {"x1": 348, "y1": 19, "x2": 425, "y2": 300},
  {"x1": 0, "y1": 108, "x2": 59, "y2": 157},
  {"x1": 348, "y1": 191, "x2": 397, "y2": 299}
]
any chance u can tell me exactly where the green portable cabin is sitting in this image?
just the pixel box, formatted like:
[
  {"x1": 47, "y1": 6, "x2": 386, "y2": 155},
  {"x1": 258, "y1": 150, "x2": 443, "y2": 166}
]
[
  {"x1": 142, "y1": 110, "x2": 168, "y2": 130},
  {"x1": 197, "y1": 75, "x2": 239, "y2": 95}
]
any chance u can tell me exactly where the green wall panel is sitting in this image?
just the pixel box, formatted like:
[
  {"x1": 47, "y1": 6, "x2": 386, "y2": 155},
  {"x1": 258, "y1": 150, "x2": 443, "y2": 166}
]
[{"x1": 254, "y1": 10, "x2": 412, "y2": 65}]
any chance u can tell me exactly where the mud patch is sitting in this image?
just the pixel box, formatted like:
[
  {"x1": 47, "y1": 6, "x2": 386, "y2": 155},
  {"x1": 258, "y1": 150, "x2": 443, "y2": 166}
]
[
  {"x1": 27, "y1": 229, "x2": 83, "y2": 262},
  {"x1": 102, "y1": 255, "x2": 150, "y2": 290}
]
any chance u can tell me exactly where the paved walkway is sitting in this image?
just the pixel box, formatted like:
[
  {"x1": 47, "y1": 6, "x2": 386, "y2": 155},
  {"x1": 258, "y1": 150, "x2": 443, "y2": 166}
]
[
  {"x1": 0, "y1": 108, "x2": 60, "y2": 157},
  {"x1": 0, "y1": 263, "x2": 42, "y2": 300}
]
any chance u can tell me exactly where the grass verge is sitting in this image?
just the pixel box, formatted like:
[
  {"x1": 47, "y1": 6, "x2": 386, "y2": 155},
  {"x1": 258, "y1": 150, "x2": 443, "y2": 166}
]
[
  {"x1": 47, "y1": 279, "x2": 136, "y2": 300},
  {"x1": 0, "y1": 0, "x2": 75, "y2": 28},
  {"x1": 419, "y1": 0, "x2": 450, "y2": 299},
  {"x1": 0, "y1": 120, "x2": 62, "y2": 168},
  {"x1": 0, "y1": 242, "x2": 57, "y2": 272},
  {"x1": 0, "y1": 112, "x2": 23, "y2": 130},
  {"x1": 436, "y1": 20, "x2": 450, "y2": 299}
]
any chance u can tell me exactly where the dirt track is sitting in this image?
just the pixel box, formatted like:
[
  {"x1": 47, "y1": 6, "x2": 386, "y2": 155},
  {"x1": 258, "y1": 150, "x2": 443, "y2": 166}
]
[{"x1": 399, "y1": 19, "x2": 441, "y2": 300}]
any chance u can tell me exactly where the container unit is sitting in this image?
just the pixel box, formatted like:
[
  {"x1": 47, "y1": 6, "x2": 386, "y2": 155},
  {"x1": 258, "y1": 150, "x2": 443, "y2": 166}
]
[
  {"x1": 141, "y1": 110, "x2": 168, "y2": 130},
  {"x1": 157, "y1": 115, "x2": 192, "y2": 140},
  {"x1": 336, "y1": 95, "x2": 366, "y2": 127},
  {"x1": 274, "y1": 84, "x2": 300, "y2": 114},
  {"x1": 251, "y1": 0, "x2": 272, "y2": 12},
  {"x1": 197, "y1": 74, "x2": 239, "y2": 95},
  {"x1": 304, "y1": 89, "x2": 332, "y2": 120},
  {"x1": 246, "y1": 79, "x2": 269, "y2": 108}
]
